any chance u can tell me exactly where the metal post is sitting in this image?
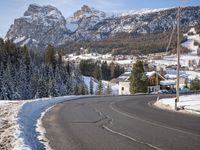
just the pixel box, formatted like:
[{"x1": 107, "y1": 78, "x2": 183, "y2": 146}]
[{"x1": 176, "y1": 7, "x2": 180, "y2": 110}]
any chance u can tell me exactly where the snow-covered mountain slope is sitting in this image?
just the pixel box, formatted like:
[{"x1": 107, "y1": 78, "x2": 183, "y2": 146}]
[
  {"x1": 182, "y1": 28, "x2": 200, "y2": 55},
  {"x1": 180, "y1": 27, "x2": 200, "y2": 67},
  {"x1": 6, "y1": 4, "x2": 69, "y2": 49},
  {"x1": 151, "y1": 27, "x2": 200, "y2": 70},
  {"x1": 5, "y1": 4, "x2": 200, "y2": 49},
  {"x1": 121, "y1": 8, "x2": 172, "y2": 16}
]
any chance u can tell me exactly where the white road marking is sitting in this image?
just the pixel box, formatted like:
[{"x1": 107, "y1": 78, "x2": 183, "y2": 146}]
[
  {"x1": 102, "y1": 125, "x2": 162, "y2": 150},
  {"x1": 94, "y1": 105, "x2": 162, "y2": 149},
  {"x1": 110, "y1": 101, "x2": 200, "y2": 137}
]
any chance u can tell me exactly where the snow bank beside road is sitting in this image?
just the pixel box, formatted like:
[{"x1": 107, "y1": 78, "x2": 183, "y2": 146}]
[
  {"x1": 0, "y1": 96, "x2": 80, "y2": 150},
  {"x1": 16, "y1": 96, "x2": 78, "y2": 150},
  {"x1": 155, "y1": 95, "x2": 200, "y2": 114},
  {"x1": 0, "y1": 101, "x2": 25, "y2": 150}
]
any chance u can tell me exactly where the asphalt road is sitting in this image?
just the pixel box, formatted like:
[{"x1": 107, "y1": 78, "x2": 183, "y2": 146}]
[{"x1": 43, "y1": 95, "x2": 200, "y2": 150}]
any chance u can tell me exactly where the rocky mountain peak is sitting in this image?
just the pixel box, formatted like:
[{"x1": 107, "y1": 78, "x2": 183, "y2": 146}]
[
  {"x1": 72, "y1": 5, "x2": 106, "y2": 19},
  {"x1": 24, "y1": 4, "x2": 64, "y2": 21},
  {"x1": 81, "y1": 5, "x2": 92, "y2": 13},
  {"x1": 5, "y1": 4, "x2": 69, "y2": 49},
  {"x1": 24, "y1": 4, "x2": 42, "y2": 16}
]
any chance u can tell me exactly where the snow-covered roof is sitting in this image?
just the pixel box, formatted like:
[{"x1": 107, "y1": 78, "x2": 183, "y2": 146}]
[
  {"x1": 160, "y1": 80, "x2": 176, "y2": 86},
  {"x1": 146, "y1": 71, "x2": 156, "y2": 77},
  {"x1": 165, "y1": 74, "x2": 188, "y2": 79},
  {"x1": 146, "y1": 71, "x2": 165, "y2": 80},
  {"x1": 117, "y1": 72, "x2": 131, "y2": 81}
]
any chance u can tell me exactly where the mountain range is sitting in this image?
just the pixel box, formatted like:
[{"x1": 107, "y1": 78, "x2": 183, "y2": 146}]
[{"x1": 5, "y1": 4, "x2": 200, "y2": 50}]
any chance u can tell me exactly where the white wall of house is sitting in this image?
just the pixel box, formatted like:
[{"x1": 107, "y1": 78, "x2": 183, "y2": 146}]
[
  {"x1": 119, "y1": 81, "x2": 131, "y2": 95},
  {"x1": 148, "y1": 85, "x2": 160, "y2": 93}
]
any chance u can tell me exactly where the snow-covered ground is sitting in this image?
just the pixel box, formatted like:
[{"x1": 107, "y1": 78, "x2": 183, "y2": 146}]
[
  {"x1": 151, "y1": 27, "x2": 200, "y2": 69},
  {"x1": 0, "y1": 96, "x2": 80, "y2": 150},
  {"x1": 82, "y1": 76, "x2": 119, "y2": 95},
  {"x1": 65, "y1": 53, "x2": 136, "y2": 65},
  {"x1": 155, "y1": 94, "x2": 200, "y2": 114},
  {"x1": 0, "y1": 101, "x2": 25, "y2": 150}
]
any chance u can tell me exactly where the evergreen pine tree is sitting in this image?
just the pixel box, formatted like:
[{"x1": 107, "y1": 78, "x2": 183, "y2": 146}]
[
  {"x1": 36, "y1": 78, "x2": 48, "y2": 98},
  {"x1": 129, "y1": 61, "x2": 148, "y2": 94},
  {"x1": 110, "y1": 62, "x2": 115, "y2": 79},
  {"x1": 2, "y1": 62, "x2": 14, "y2": 100},
  {"x1": 74, "y1": 85, "x2": 79, "y2": 95},
  {"x1": 45, "y1": 45, "x2": 56, "y2": 68},
  {"x1": 89, "y1": 77, "x2": 94, "y2": 95},
  {"x1": 48, "y1": 79, "x2": 58, "y2": 97},
  {"x1": 106, "y1": 82, "x2": 112, "y2": 95},
  {"x1": 101, "y1": 61, "x2": 110, "y2": 80},
  {"x1": 78, "y1": 84, "x2": 87, "y2": 95},
  {"x1": 57, "y1": 51, "x2": 63, "y2": 66},
  {"x1": 93, "y1": 64, "x2": 102, "y2": 81},
  {"x1": 96, "y1": 80, "x2": 103, "y2": 95},
  {"x1": 190, "y1": 77, "x2": 200, "y2": 91}
]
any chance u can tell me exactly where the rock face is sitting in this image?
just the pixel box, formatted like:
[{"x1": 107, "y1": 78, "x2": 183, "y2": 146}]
[
  {"x1": 6, "y1": 4, "x2": 69, "y2": 49},
  {"x1": 66, "y1": 5, "x2": 110, "y2": 40},
  {"x1": 5, "y1": 4, "x2": 200, "y2": 49}
]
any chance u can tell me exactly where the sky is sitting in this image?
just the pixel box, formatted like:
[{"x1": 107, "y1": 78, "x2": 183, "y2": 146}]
[{"x1": 0, "y1": 0, "x2": 199, "y2": 37}]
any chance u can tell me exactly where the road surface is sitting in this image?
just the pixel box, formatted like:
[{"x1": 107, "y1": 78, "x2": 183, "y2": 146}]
[{"x1": 43, "y1": 95, "x2": 200, "y2": 150}]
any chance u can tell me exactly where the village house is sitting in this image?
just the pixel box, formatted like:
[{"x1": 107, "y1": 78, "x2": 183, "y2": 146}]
[{"x1": 118, "y1": 71, "x2": 167, "y2": 95}]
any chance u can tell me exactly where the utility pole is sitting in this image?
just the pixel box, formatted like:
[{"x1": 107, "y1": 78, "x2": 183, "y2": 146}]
[
  {"x1": 176, "y1": 7, "x2": 181, "y2": 110},
  {"x1": 156, "y1": 67, "x2": 159, "y2": 101}
]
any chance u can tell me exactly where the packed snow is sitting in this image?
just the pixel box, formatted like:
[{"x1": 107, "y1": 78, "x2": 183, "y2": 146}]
[
  {"x1": 0, "y1": 101, "x2": 25, "y2": 150},
  {"x1": 0, "y1": 96, "x2": 80, "y2": 150},
  {"x1": 155, "y1": 94, "x2": 200, "y2": 114}
]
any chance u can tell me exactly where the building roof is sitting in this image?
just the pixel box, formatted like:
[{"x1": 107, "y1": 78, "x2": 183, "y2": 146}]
[
  {"x1": 146, "y1": 71, "x2": 165, "y2": 80},
  {"x1": 117, "y1": 72, "x2": 131, "y2": 81},
  {"x1": 117, "y1": 71, "x2": 166, "y2": 83},
  {"x1": 165, "y1": 73, "x2": 188, "y2": 79},
  {"x1": 160, "y1": 80, "x2": 176, "y2": 86}
]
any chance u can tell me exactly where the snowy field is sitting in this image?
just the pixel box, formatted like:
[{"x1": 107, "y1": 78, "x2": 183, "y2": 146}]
[
  {"x1": 155, "y1": 94, "x2": 200, "y2": 114},
  {"x1": 0, "y1": 96, "x2": 80, "y2": 150}
]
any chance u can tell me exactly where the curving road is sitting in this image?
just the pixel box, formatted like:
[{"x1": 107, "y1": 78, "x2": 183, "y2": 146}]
[{"x1": 43, "y1": 95, "x2": 200, "y2": 150}]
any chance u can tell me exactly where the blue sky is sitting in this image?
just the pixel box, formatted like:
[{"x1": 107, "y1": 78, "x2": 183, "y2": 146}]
[{"x1": 0, "y1": 0, "x2": 199, "y2": 37}]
